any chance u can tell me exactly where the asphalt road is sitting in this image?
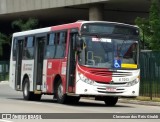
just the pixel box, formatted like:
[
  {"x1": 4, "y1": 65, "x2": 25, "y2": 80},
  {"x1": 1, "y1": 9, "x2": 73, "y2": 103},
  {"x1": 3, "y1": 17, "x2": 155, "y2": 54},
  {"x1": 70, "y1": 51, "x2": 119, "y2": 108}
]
[{"x1": 0, "y1": 81, "x2": 160, "y2": 122}]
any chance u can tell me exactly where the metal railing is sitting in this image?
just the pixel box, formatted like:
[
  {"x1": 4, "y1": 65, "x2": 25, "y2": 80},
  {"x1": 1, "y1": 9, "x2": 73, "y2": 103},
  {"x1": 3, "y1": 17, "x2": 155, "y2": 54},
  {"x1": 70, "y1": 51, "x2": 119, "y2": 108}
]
[
  {"x1": 140, "y1": 51, "x2": 160, "y2": 99},
  {"x1": 0, "y1": 61, "x2": 9, "y2": 81}
]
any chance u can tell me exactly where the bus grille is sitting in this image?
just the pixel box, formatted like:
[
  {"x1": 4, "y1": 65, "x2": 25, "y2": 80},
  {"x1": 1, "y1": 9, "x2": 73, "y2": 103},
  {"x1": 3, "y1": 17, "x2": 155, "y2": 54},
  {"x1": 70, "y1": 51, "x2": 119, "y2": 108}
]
[
  {"x1": 95, "y1": 81, "x2": 127, "y2": 85},
  {"x1": 89, "y1": 70, "x2": 132, "y2": 77}
]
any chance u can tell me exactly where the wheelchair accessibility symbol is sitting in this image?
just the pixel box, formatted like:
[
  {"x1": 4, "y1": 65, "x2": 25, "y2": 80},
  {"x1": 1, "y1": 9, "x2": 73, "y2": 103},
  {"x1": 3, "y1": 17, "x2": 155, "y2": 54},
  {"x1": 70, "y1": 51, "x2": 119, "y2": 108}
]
[{"x1": 114, "y1": 59, "x2": 121, "y2": 68}]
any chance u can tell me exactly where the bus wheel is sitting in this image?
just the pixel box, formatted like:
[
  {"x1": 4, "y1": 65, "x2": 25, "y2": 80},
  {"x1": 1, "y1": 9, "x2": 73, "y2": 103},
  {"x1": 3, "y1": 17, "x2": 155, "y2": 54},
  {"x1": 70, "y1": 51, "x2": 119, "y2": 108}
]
[
  {"x1": 23, "y1": 78, "x2": 34, "y2": 100},
  {"x1": 104, "y1": 96, "x2": 118, "y2": 106},
  {"x1": 55, "y1": 80, "x2": 67, "y2": 104}
]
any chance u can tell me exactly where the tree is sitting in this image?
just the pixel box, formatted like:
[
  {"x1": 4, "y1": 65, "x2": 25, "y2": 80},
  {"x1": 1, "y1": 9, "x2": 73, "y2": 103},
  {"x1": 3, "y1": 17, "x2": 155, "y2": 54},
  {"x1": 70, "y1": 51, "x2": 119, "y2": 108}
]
[
  {"x1": 149, "y1": 0, "x2": 160, "y2": 50},
  {"x1": 135, "y1": 17, "x2": 150, "y2": 49},
  {"x1": 0, "y1": 18, "x2": 38, "y2": 56},
  {"x1": 135, "y1": 0, "x2": 160, "y2": 50},
  {"x1": 0, "y1": 33, "x2": 10, "y2": 56},
  {"x1": 12, "y1": 18, "x2": 38, "y2": 31}
]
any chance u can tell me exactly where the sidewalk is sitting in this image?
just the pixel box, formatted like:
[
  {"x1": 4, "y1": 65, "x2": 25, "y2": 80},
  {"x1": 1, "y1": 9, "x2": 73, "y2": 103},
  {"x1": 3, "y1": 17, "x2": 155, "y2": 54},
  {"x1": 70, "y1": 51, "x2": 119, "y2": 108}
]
[{"x1": 119, "y1": 98, "x2": 160, "y2": 106}]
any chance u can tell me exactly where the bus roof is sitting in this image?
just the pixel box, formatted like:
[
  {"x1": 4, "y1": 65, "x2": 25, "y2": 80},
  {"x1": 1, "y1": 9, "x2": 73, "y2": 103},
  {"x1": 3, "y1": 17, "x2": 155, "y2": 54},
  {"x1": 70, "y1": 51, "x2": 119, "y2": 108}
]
[
  {"x1": 13, "y1": 27, "x2": 51, "y2": 37},
  {"x1": 13, "y1": 21, "x2": 138, "y2": 37}
]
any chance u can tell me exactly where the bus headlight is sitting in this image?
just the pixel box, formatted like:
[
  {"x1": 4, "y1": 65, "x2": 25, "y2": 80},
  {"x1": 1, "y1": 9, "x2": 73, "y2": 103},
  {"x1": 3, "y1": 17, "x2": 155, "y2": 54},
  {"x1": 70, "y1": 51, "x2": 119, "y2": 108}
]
[
  {"x1": 78, "y1": 73, "x2": 95, "y2": 85},
  {"x1": 126, "y1": 79, "x2": 139, "y2": 87}
]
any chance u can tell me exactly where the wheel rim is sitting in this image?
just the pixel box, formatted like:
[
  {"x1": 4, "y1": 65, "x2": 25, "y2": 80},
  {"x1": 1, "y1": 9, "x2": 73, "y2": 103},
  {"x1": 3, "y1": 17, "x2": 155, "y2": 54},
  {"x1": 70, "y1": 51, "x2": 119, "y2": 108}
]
[
  {"x1": 24, "y1": 82, "x2": 28, "y2": 96},
  {"x1": 57, "y1": 83, "x2": 63, "y2": 99}
]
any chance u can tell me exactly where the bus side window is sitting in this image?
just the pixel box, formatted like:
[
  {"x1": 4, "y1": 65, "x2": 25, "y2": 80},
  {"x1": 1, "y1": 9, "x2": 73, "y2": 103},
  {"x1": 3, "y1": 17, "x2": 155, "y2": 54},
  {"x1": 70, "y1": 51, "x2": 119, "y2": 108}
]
[
  {"x1": 12, "y1": 38, "x2": 17, "y2": 61},
  {"x1": 45, "y1": 33, "x2": 56, "y2": 59},
  {"x1": 23, "y1": 37, "x2": 34, "y2": 59},
  {"x1": 55, "y1": 31, "x2": 67, "y2": 58}
]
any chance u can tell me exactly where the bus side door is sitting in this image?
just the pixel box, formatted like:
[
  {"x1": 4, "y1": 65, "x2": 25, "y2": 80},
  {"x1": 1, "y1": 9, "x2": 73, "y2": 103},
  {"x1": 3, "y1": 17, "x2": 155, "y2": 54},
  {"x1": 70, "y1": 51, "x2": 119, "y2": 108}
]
[
  {"x1": 34, "y1": 35, "x2": 46, "y2": 91},
  {"x1": 15, "y1": 38, "x2": 24, "y2": 90}
]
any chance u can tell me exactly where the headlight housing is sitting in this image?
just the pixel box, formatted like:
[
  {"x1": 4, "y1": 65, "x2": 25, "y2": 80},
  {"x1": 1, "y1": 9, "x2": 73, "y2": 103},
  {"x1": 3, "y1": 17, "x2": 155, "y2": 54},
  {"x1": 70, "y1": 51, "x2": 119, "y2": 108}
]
[
  {"x1": 126, "y1": 79, "x2": 139, "y2": 87},
  {"x1": 78, "y1": 73, "x2": 95, "y2": 85}
]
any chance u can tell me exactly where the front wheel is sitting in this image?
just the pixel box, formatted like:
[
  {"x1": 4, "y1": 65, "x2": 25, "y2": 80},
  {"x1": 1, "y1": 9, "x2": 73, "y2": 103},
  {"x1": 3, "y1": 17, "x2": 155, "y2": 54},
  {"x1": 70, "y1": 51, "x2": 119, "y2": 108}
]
[
  {"x1": 23, "y1": 78, "x2": 41, "y2": 101},
  {"x1": 104, "y1": 96, "x2": 118, "y2": 106},
  {"x1": 55, "y1": 80, "x2": 68, "y2": 104}
]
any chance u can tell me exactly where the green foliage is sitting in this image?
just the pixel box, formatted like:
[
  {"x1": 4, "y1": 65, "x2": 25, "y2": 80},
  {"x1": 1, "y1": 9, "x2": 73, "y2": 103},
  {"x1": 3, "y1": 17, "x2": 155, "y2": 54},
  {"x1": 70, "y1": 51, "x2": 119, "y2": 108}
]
[
  {"x1": 135, "y1": 17, "x2": 150, "y2": 49},
  {"x1": 0, "y1": 18, "x2": 38, "y2": 56},
  {"x1": 0, "y1": 33, "x2": 10, "y2": 56},
  {"x1": 135, "y1": 0, "x2": 160, "y2": 50},
  {"x1": 12, "y1": 18, "x2": 38, "y2": 31}
]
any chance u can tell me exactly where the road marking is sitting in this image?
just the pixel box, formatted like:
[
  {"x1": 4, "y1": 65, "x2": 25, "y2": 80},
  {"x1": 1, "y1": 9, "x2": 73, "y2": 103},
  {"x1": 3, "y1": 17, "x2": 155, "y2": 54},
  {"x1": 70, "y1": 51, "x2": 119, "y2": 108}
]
[{"x1": 0, "y1": 119, "x2": 13, "y2": 122}]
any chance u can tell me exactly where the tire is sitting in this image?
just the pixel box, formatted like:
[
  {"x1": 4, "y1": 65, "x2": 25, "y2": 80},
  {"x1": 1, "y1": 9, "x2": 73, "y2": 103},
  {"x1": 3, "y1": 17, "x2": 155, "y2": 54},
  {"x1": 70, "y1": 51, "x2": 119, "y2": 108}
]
[
  {"x1": 23, "y1": 78, "x2": 42, "y2": 101},
  {"x1": 23, "y1": 78, "x2": 34, "y2": 100},
  {"x1": 55, "y1": 80, "x2": 68, "y2": 104},
  {"x1": 104, "y1": 96, "x2": 118, "y2": 106}
]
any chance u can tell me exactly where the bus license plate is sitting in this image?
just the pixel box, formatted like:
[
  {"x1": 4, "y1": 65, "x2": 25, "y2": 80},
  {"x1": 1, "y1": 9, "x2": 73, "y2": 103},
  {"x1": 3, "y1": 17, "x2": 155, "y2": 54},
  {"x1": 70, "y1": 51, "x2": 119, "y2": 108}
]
[{"x1": 106, "y1": 87, "x2": 116, "y2": 92}]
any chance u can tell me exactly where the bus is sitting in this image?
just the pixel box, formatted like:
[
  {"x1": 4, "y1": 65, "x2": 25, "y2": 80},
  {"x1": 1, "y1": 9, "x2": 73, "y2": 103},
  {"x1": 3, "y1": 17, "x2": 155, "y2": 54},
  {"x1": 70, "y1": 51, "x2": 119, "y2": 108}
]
[{"x1": 9, "y1": 21, "x2": 140, "y2": 106}]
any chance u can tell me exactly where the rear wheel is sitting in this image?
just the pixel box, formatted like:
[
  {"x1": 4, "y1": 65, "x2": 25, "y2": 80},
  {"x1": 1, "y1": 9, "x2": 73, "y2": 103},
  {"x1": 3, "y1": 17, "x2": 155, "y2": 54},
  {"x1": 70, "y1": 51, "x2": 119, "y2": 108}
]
[
  {"x1": 55, "y1": 80, "x2": 68, "y2": 104},
  {"x1": 23, "y1": 78, "x2": 41, "y2": 101},
  {"x1": 23, "y1": 78, "x2": 33, "y2": 100},
  {"x1": 104, "y1": 96, "x2": 118, "y2": 106}
]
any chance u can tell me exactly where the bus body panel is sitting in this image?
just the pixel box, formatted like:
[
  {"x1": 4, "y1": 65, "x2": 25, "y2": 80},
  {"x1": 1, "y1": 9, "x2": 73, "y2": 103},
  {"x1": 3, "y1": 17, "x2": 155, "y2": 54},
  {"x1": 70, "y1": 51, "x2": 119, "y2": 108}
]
[
  {"x1": 51, "y1": 22, "x2": 82, "y2": 32},
  {"x1": 75, "y1": 64, "x2": 140, "y2": 97},
  {"x1": 13, "y1": 27, "x2": 51, "y2": 37},
  {"x1": 21, "y1": 60, "x2": 34, "y2": 91},
  {"x1": 42, "y1": 60, "x2": 48, "y2": 93},
  {"x1": 46, "y1": 59, "x2": 61, "y2": 93},
  {"x1": 9, "y1": 61, "x2": 16, "y2": 90},
  {"x1": 46, "y1": 59, "x2": 67, "y2": 94}
]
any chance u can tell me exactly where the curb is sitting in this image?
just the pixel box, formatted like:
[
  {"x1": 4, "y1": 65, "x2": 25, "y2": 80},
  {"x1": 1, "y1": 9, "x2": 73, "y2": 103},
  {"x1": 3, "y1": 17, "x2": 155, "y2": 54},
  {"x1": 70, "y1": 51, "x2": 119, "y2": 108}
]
[
  {"x1": 0, "y1": 81, "x2": 9, "y2": 85},
  {"x1": 119, "y1": 99, "x2": 160, "y2": 106},
  {"x1": 82, "y1": 97, "x2": 160, "y2": 106}
]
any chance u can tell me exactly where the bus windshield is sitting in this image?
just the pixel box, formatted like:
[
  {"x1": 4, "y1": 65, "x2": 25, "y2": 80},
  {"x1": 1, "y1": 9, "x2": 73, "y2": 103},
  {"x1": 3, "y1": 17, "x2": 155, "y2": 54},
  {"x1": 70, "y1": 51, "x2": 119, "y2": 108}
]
[{"x1": 78, "y1": 35, "x2": 139, "y2": 69}]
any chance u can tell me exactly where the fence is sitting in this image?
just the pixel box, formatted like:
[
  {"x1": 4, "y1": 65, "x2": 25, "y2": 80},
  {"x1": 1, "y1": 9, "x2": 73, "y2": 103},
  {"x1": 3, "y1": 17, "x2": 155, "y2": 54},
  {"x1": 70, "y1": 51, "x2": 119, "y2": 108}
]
[
  {"x1": 140, "y1": 51, "x2": 160, "y2": 99},
  {"x1": 0, "y1": 61, "x2": 9, "y2": 81}
]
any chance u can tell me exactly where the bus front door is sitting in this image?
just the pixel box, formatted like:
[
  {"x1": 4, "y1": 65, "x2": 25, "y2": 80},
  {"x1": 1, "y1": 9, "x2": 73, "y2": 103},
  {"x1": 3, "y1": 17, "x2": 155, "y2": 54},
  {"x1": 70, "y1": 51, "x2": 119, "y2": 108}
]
[
  {"x1": 15, "y1": 39, "x2": 23, "y2": 90},
  {"x1": 66, "y1": 31, "x2": 78, "y2": 93},
  {"x1": 34, "y1": 36, "x2": 45, "y2": 91}
]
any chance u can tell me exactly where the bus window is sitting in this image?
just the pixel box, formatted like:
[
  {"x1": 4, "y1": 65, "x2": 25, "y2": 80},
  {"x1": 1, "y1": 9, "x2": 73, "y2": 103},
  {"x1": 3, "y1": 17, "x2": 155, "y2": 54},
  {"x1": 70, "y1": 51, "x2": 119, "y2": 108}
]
[
  {"x1": 45, "y1": 33, "x2": 56, "y2": 59},
  {"x1": 23, "y1": 37, "x2": 34, "y2": 59},
  {"x1": 55, "y1": 31, "x2": 67, "y2": 58},
  {"x1": 12, "y1": 38, "x2": 17, "y2": 60}
]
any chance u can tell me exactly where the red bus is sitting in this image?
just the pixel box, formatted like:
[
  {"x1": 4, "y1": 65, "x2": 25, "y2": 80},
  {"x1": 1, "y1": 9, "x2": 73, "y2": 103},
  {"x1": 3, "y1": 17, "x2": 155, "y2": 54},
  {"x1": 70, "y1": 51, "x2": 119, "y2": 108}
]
[{"x1": 9, "y1": 21, "x2": 140, "y2": 106}]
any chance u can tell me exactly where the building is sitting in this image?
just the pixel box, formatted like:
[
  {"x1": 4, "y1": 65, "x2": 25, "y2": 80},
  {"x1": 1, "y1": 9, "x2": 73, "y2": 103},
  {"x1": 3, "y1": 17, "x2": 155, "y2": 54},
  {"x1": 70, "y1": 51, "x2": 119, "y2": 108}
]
[
  {"x1": 0, "y1": 0, "x2": 151, "y2": 29},
  {"x1": 0, "y1": 0, "x2": 151, "y2": 60}
]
